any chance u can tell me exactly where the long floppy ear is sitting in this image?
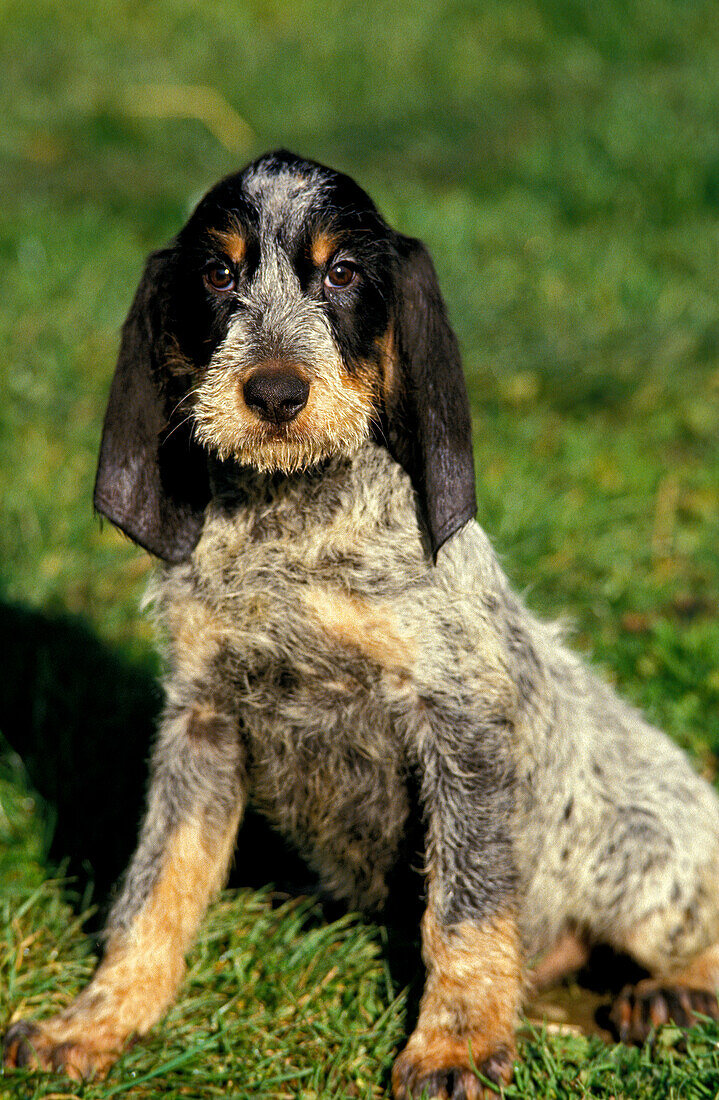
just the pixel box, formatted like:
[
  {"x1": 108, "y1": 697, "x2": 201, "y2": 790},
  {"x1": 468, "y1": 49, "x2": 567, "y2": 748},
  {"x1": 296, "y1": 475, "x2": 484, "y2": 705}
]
[
  {"x1": 385, "y1": 235, "x2": 476, "y2": 557},
  {"x1": 93, "y1": 249, "x2": 210, "y2": 563}
]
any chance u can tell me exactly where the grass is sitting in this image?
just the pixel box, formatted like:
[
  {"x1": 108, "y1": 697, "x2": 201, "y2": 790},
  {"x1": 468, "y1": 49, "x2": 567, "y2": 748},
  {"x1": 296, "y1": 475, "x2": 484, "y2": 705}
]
[{"x1": 1, "y1": 0, "x2": 719, "y2": 1095}]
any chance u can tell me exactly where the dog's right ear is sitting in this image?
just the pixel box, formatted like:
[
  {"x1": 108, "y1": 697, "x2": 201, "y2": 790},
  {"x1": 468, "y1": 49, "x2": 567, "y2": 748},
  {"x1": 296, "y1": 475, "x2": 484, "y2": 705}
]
[{"x1": 93, "y1": 249, "x2": 210, "y2": 563}]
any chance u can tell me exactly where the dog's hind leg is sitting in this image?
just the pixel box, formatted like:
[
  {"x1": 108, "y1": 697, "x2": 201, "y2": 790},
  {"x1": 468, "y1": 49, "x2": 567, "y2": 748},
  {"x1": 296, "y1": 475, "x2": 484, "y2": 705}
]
[
  {"x1": 516, "y1": 637, "x2": 719, "y2": 1046},
  {"x1": 577, "y1": 787, "x2": 719, "y2": 1043},
  {"x1": 577, "y1": 752, "x2": 719, "y2": 1044},
  {"x1": 3, "y1": 682, "x2": 245, "y2": 1079}
]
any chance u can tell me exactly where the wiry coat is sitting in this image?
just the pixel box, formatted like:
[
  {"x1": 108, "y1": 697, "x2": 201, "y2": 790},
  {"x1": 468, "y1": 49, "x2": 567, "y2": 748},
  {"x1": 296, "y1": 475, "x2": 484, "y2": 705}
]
[
  {"x1": 149, "y1": 441, "x2": 719, "y2": 955},
  {"x1": 5, "y1": 151, "x2": 719, "y2": 1099}
]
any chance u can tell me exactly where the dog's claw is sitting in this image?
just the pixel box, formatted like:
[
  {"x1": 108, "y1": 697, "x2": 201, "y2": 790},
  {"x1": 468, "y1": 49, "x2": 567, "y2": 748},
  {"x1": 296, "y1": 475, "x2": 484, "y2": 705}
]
[
  {"x1": 392, "y1": 1043, "x2": 513, "y2": 1099},
  {"x1": 3, "y1": 1018, "x2": 117, "y2": 1079},
  {"x1": 3, "y1": 1020, "x2": 42, "y2": 1069},
  {"x1": 609, "y1": 982, "x2": 719, "y2": 1044}
]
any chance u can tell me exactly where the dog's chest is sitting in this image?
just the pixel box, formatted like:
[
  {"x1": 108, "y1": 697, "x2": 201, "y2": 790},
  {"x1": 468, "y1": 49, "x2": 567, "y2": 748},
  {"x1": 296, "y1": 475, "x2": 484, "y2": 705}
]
[
  {"x1": 233, "y1": 541, "x2": 412, "y2": 888},
  {"x1": 161, "y1": 448, "x2": 427, "y2": 905}
]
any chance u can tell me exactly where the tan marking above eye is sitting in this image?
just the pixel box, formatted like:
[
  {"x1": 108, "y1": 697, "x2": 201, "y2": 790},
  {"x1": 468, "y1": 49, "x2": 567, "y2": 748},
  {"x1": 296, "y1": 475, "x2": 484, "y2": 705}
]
[
  {"x1": 208, "y1": 225, "x2": 246, "y2": 265},
  {"x1": 311, "y1": 231, "x2": 339, "y2": 268}
]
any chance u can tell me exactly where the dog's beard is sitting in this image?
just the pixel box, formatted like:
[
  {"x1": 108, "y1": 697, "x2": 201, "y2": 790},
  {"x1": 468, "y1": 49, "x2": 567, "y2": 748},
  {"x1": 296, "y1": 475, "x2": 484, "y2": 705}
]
[
  {"x1": 194, "y1": 415, "x2": 371, "y2": 474},
  {"x1": 192, "y1": 369, "x2": 375, "y2": 474}
]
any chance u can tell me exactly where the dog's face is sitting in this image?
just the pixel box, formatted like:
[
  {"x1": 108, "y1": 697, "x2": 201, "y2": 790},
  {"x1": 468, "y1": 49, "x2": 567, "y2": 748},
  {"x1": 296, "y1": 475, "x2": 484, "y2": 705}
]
[
  {"x1": 94, "y1": 151, "x2": 476, "y2": 562},
  {"x1": 181, "y1": 154, "x2": 395, "y2": 474}
]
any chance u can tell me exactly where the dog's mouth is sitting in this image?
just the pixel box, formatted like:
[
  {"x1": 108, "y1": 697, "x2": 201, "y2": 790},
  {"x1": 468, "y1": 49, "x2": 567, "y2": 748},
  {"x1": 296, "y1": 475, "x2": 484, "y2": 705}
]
[{"x1": 250, "y1": 418, "x2": 300, "y2": 444}]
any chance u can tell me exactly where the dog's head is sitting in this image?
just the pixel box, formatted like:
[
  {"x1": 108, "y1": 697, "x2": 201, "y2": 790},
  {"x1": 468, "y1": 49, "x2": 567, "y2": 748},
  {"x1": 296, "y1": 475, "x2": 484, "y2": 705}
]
[{"x1": 94, "y1": 151, "x2": 476, "y2": 562}]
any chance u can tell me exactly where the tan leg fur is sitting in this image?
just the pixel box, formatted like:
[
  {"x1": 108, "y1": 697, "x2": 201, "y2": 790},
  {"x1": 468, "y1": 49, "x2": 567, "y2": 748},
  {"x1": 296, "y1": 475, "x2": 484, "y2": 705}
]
[
  {"x1": 3, "y1": 811, "x2": 240, "y2": 1079},
  {"x1": 392, "y1": 909, "x2": 523, "y2": 1099}
]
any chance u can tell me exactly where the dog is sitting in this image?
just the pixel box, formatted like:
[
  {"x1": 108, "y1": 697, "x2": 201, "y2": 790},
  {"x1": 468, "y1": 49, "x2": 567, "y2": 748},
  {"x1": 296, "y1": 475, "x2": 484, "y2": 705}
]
[{"x1": 5, "y1": 150, "x2": 719, "y2": 1098}]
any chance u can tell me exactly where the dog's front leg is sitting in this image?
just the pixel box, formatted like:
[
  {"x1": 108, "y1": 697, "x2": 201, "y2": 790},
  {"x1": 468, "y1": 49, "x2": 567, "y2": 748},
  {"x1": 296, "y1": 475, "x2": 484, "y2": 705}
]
[
  {"x1": 4, "y1": 692, "x2": 245, "y2": 1080},
  {"x1": 393, "y1": 708, "x2": 522, "y2": 1100}
]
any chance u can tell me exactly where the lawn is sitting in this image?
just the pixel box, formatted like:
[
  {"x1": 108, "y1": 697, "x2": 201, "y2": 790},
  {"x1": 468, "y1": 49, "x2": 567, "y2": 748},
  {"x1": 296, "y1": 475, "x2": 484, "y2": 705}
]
[{"x1": 1, "y1": 0, "x2": 719, "y2": 1096}]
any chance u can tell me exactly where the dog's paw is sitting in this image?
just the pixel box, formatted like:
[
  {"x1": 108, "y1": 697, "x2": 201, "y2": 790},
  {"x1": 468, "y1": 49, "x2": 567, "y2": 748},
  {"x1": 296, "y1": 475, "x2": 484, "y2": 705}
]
[
  {"x1": 609, "y1": 980, "x2": 719, "y2": 1044},
  {"x1": 391, "y1": 1031, "x2": 514, "y2": 1099},
  {"x1": 3, "y1": 1018, "x2": 119, "y2": 1079}
]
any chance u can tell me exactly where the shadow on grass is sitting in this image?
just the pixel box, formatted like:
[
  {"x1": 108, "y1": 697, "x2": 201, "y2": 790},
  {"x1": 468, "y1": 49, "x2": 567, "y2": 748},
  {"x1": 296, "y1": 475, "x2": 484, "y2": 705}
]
[
  {"x1": 0, "y1": 600, "x2": 156, "y2": 903},
  {"x1": 0, "y1": 600, "x2": 329, "y2": 927}
]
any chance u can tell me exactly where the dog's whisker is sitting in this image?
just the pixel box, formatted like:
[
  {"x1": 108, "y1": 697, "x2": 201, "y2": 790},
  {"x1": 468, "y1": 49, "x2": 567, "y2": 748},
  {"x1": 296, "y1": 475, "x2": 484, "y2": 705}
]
[{"x1": 163, "y1": 411, "x2": 197, "y2": 444}]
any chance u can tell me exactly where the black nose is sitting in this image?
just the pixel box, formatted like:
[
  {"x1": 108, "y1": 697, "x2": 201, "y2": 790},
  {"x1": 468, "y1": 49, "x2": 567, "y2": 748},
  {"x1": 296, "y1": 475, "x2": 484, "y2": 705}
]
[{"x1": 243, "y1": 368, "x2": 310, "y2": 425}]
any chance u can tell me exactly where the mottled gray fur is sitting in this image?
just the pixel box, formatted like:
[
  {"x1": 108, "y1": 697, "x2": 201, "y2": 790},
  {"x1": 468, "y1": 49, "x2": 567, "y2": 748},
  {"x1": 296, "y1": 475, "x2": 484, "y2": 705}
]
[{"x1": 110, "y1": 439, "x2": 719, "y2": 976}]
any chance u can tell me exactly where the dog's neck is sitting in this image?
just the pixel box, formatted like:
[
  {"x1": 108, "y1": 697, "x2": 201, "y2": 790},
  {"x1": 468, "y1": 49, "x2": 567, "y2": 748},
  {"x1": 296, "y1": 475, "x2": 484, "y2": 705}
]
[{"x1": 192, "y1": 439, "x2": 433, "y2": 575}]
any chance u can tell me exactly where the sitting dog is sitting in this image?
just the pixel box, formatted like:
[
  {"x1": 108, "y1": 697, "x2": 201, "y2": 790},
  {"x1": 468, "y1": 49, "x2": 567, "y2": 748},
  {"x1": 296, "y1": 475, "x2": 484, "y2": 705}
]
[{"x1": 5, "y1": 150, "x2": 719, "y2": 1098}]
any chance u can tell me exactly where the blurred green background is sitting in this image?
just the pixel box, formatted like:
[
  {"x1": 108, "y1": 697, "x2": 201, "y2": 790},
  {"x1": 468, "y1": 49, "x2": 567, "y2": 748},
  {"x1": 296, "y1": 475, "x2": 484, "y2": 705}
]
[{"x1": 1, "y1": 1, "x2": 719, "y2": 1096}]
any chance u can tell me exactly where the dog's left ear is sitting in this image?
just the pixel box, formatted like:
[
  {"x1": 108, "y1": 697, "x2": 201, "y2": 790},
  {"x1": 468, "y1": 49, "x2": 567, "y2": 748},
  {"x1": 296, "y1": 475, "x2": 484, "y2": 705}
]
[
  {"x1": 384, "y1": 235, "x2": 476, "y2": 557},
  {"x1": 94, "y1": 248, "x2": 210, "y2": 563}
]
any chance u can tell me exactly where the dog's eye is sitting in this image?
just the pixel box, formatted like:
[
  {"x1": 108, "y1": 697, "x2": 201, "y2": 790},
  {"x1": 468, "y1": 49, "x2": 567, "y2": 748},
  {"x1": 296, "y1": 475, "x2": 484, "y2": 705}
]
[
  {"x1": 324, "y1": 262, "x2": 357, "y2": 290},
  {"x1": 204, "y1": 263, "x2": 236, "y2": 292}
]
